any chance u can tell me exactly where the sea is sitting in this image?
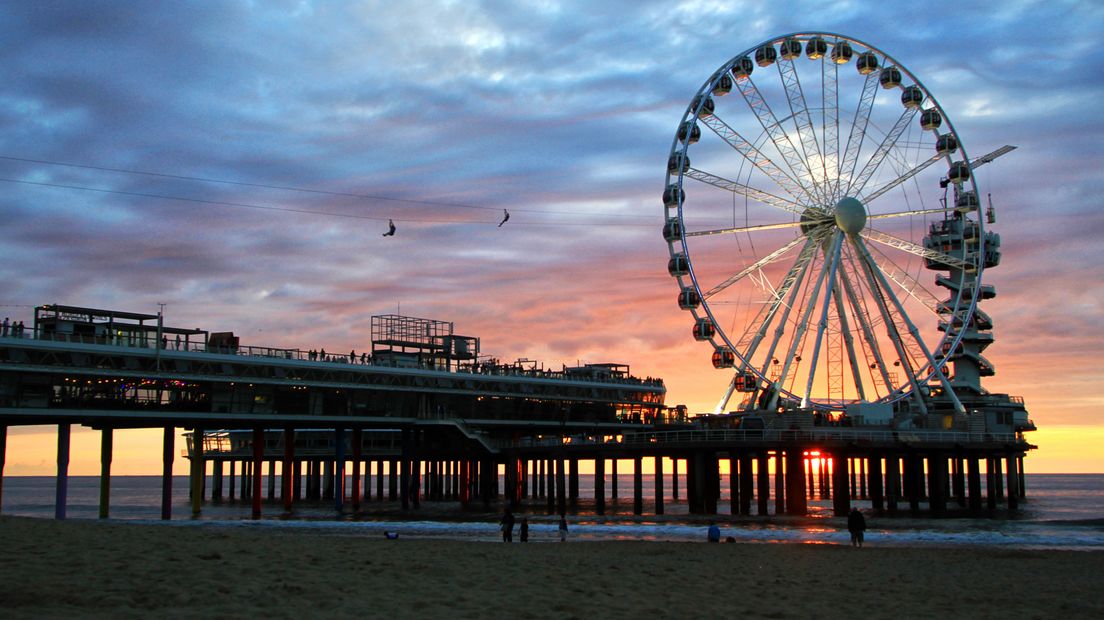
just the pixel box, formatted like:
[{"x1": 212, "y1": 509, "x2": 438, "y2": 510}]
[{"x1": 2, "y1": 473, "x2": 1102, "y2": 549}]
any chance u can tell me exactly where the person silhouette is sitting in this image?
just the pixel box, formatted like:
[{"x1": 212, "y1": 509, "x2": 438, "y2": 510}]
[
  {"x1": 382, "y1": 219, "x2": 396, "y2": 237},
  {"x1": 498, "y1": 209, "x2": 510, "y2": 227}
]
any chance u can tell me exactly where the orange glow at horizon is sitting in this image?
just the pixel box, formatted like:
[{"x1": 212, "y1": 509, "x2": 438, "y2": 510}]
[{"x1": 1, "y1": 426, "x2": 1100, "y2": 477}]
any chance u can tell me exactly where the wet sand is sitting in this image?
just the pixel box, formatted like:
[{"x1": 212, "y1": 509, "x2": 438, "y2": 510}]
[{"x1": 1, "y1": 516, "x2": 1101, "y2": 619}]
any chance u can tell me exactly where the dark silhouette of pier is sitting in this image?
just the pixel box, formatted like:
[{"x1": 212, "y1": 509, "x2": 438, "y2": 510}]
[{"x1": 0, "y1": 304, "x2": 1032, "y2": 520}]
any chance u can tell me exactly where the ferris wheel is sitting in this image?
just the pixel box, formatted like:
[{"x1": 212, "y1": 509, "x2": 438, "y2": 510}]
[{"x1": 664, "y1": 32, "x2": 1008, "y2": 416}]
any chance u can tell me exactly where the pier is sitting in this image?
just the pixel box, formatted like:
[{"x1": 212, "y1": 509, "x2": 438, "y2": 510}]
[{"x1": 0, "y1": 304, "x2": 1033, "y2": 520}]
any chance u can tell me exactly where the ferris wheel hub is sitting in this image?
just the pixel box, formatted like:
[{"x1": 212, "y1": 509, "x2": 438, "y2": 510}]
[{"x1": 834, "y1": 196, "x2": 867, "y2": 234}]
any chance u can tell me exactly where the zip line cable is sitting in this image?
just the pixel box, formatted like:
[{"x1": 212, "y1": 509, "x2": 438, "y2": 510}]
[
  {"x1": 0, "y1": 176, "x2": 657, "y2": 227},
  {"x1": 0, "y1": 154, "x2": 657, "y2": 221}
]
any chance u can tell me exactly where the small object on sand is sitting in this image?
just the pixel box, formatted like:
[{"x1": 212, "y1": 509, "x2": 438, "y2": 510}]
[{"x1": 385, "y1": 531, "x2": 399, "y2": 540}]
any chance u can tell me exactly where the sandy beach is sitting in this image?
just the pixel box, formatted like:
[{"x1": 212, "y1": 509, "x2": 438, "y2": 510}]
[{"x1": 1, "y1": 516, "x2": 1101, "y2": 619}]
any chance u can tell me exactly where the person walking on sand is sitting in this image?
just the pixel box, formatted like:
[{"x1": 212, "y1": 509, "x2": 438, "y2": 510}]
[
  {"x1": 501, "y1": 509, "x2": 515, "y2": 543},
  {"x1": 519, "y1": 517, "x2": 529, "y2": 543},
  {"x1": 558, "y1": 516, "x2": 568, "y2": 542},
  {"x1": 848, "y1": 507, "x2": 866, "y2": 547}
]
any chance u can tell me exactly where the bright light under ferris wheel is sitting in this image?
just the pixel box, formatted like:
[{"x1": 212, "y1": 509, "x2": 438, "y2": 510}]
[{"x1": 663, "y1": 32, "x2": 1012, "y2": 416}]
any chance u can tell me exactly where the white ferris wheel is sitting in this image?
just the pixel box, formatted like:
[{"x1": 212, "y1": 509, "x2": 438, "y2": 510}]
[{"x1": 664, "y1": 32, "x2": 1010, "y2": 416}]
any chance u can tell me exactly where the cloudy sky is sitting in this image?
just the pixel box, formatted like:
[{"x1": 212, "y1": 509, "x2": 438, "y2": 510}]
[{"x1": 1, "y1": 1, "x2": 1101, "y2": 473}]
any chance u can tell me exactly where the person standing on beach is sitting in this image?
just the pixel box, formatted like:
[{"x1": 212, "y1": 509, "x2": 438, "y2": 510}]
[
  {"x1": 558, "y1": 516, "x2": 568, "y2": 542},
  {"x1": 501, "y1": 509, "x2": 515, "y2": 542},
  {"x1": 848, "y1": 507, "x2": 866, "y2": 547},
  {"x1": 707, "y1": 522, "x2": 721, "y2": 543},
  {"x1": 519, "y1": 517, "x2": 529, "y2": 543}
]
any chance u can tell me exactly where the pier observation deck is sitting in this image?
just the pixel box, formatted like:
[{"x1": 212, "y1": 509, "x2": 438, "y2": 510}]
[{"x1": 0, "y1": 304, "x2": 665, "y2": 429}]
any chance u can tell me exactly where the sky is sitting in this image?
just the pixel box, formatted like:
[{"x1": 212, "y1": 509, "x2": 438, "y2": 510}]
[{"x1": 0, "y1": 0, "x2": 1101, "y2": 475}]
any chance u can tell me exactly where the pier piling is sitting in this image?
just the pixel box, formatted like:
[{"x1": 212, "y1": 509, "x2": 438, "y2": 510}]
[
  {"x1": 756, "y1": 453, "x2": 769, "y2": 516},
  {"x1": 738, "y1": 453, "x2": 753, "y2": 516},
  {"x1": 774, "y1": 452, "x2": 785, "y2": 515},
  {"x1": 351, "y1": 428, "x2": 362, "y2": 511},
  {"x1": 556, "y1": 456, "x2": 567, "y2": 516},
  {"x1": 633, "y1": 456, "x2": 643, "y2": 515},
  {"x1": 190, "y1": 426, "x2": 204, "y2": 516},
  {"x1": 993, "y1": 456, "x2": 1002, "y2": 509},
  {"x1": 0, "y1": 425, "x2": 6, "y2": 512},
  {"x1": 1006, "y1": 455, "x2": 1020, "y2": 510},
  {"x1": 928, "y1": 454, "x2": 947, "y2": 516},
  {"x1": 283, "y1": 428, "x2": 295, "y2": 511},
  {"x1": 832, "y1": 453, "x2": 850, "y2": 516},
  {"x1": 252, "y1": 427, "x2": 264, "y2": 519},
  {"x1": 728, "y1": 456, "x2": 739, "y2": 515},
  {"x1": 161, "y1": 427, "x2": 173, "y2": 520},
  {"x1": 671, "y1": 457, "x2": 678, "y2": 501},
  {"x1": 55, "y1": 422, "x2": 70, "y2": 520},
  {"x1": 654, "y1": 456, "x2": 664, "y2": 515},
  {"x1": 869, "y1": 454, "x2": 884, "y2": 514},
  {"x1": 610, "y1": 459, "x2": 618, "y2": 500},
  {"x1": 99, "y1": 427, "x2": 112, "y2": 519},
  {"x1": 595, "y1": 457, "x2": 606, "y2": 515}
]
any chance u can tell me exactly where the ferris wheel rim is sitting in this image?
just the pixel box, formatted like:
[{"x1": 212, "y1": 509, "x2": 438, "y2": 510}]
[{"x1": 664, "y1": 31, "x2": 984, "y2": 411}]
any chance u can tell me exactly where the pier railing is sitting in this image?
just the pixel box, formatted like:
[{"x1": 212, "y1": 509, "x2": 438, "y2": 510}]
[
  {"x1": 9, "y1": 329, "x2": 662, "y2": 388},
  {"x1": 471, "y1": 427, "x2": 1025, "y2": 451},
  {"x1": 621, "y1": 428, "x2": 1020, "y2": 445}
]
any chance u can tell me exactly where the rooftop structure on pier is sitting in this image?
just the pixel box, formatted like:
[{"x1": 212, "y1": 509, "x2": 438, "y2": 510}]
[{"x1": 370, "y1": 314, "x2": 478, "y2": 371}]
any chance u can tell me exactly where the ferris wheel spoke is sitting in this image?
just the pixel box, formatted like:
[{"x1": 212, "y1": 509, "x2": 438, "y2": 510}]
[
  {"x1": 866, "y1": 243, "x2": 942, "y2": 314},
  {"x1": 847, "y1": 106, "x2": 920, "y2": 197},
  {"x1": 686, "y1": 219, "x2": 815, "y2": 238},
  {"x1": 822, "y1": 56, "x2": 840, "y2": 200},
  {"x1": 855, "y1": 246, "x2": 936, "y2": 378},
  {"x1": 839, "y1": 72, "x2": 880, "y2": 195},
  {"x1": 969, "y1": 145, "x2": 1017, "y2": 170},
  {"x1": 777, "y1": 57, "x2": 827, "y2": 203},
  {"x1": 866, "y1": 206, "x2": 950, "y2": 221},
  {"x1": 735, "y1": 75, "x2": 822, "y2": 204},
  {"x1": 831, "y1": 277, "x2": 868, "y2": 402},
  {"x1": 752, "y1": 233, "x2": 831, "y2": 399},
  {"x1": 838, "y1": 259, "x2": 895, "y2": 395},
  {"x1": 800, "y1": 232, "x2": 846, "y2": 407},
  {"x1": 702, "y1": 234, "x2": 806, "y2": 299},
  {"x1": 847, "y1": 235, "x2": 931, "y2": 413},
  {"x1": 853, "y1": 236, "x2": 966, "y2": 414},
  {"x1": 766, "y1": 235, "x2": 838, "y2": 410},
  {"x1": 734, "y1": 234, "x2": 823, "y2": 359},
  {"x1": 698, "y1": 113, "x2": 817, "y2": 206},
  {"x1": 683, "y1": 167, "x2": 808, "y2": 217},
  {"x1": 860, "y1": 153, "x2": 942, "y2": 204},
  {"x1": 715, "y1": 242, "x2": 818, "y2": 415},
  {"x1": 861, "y1": 228, "x2": 972, "y2": 271},
  {"x1": 712, "y1": 376, "x2": 741, "y2": 415}
]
